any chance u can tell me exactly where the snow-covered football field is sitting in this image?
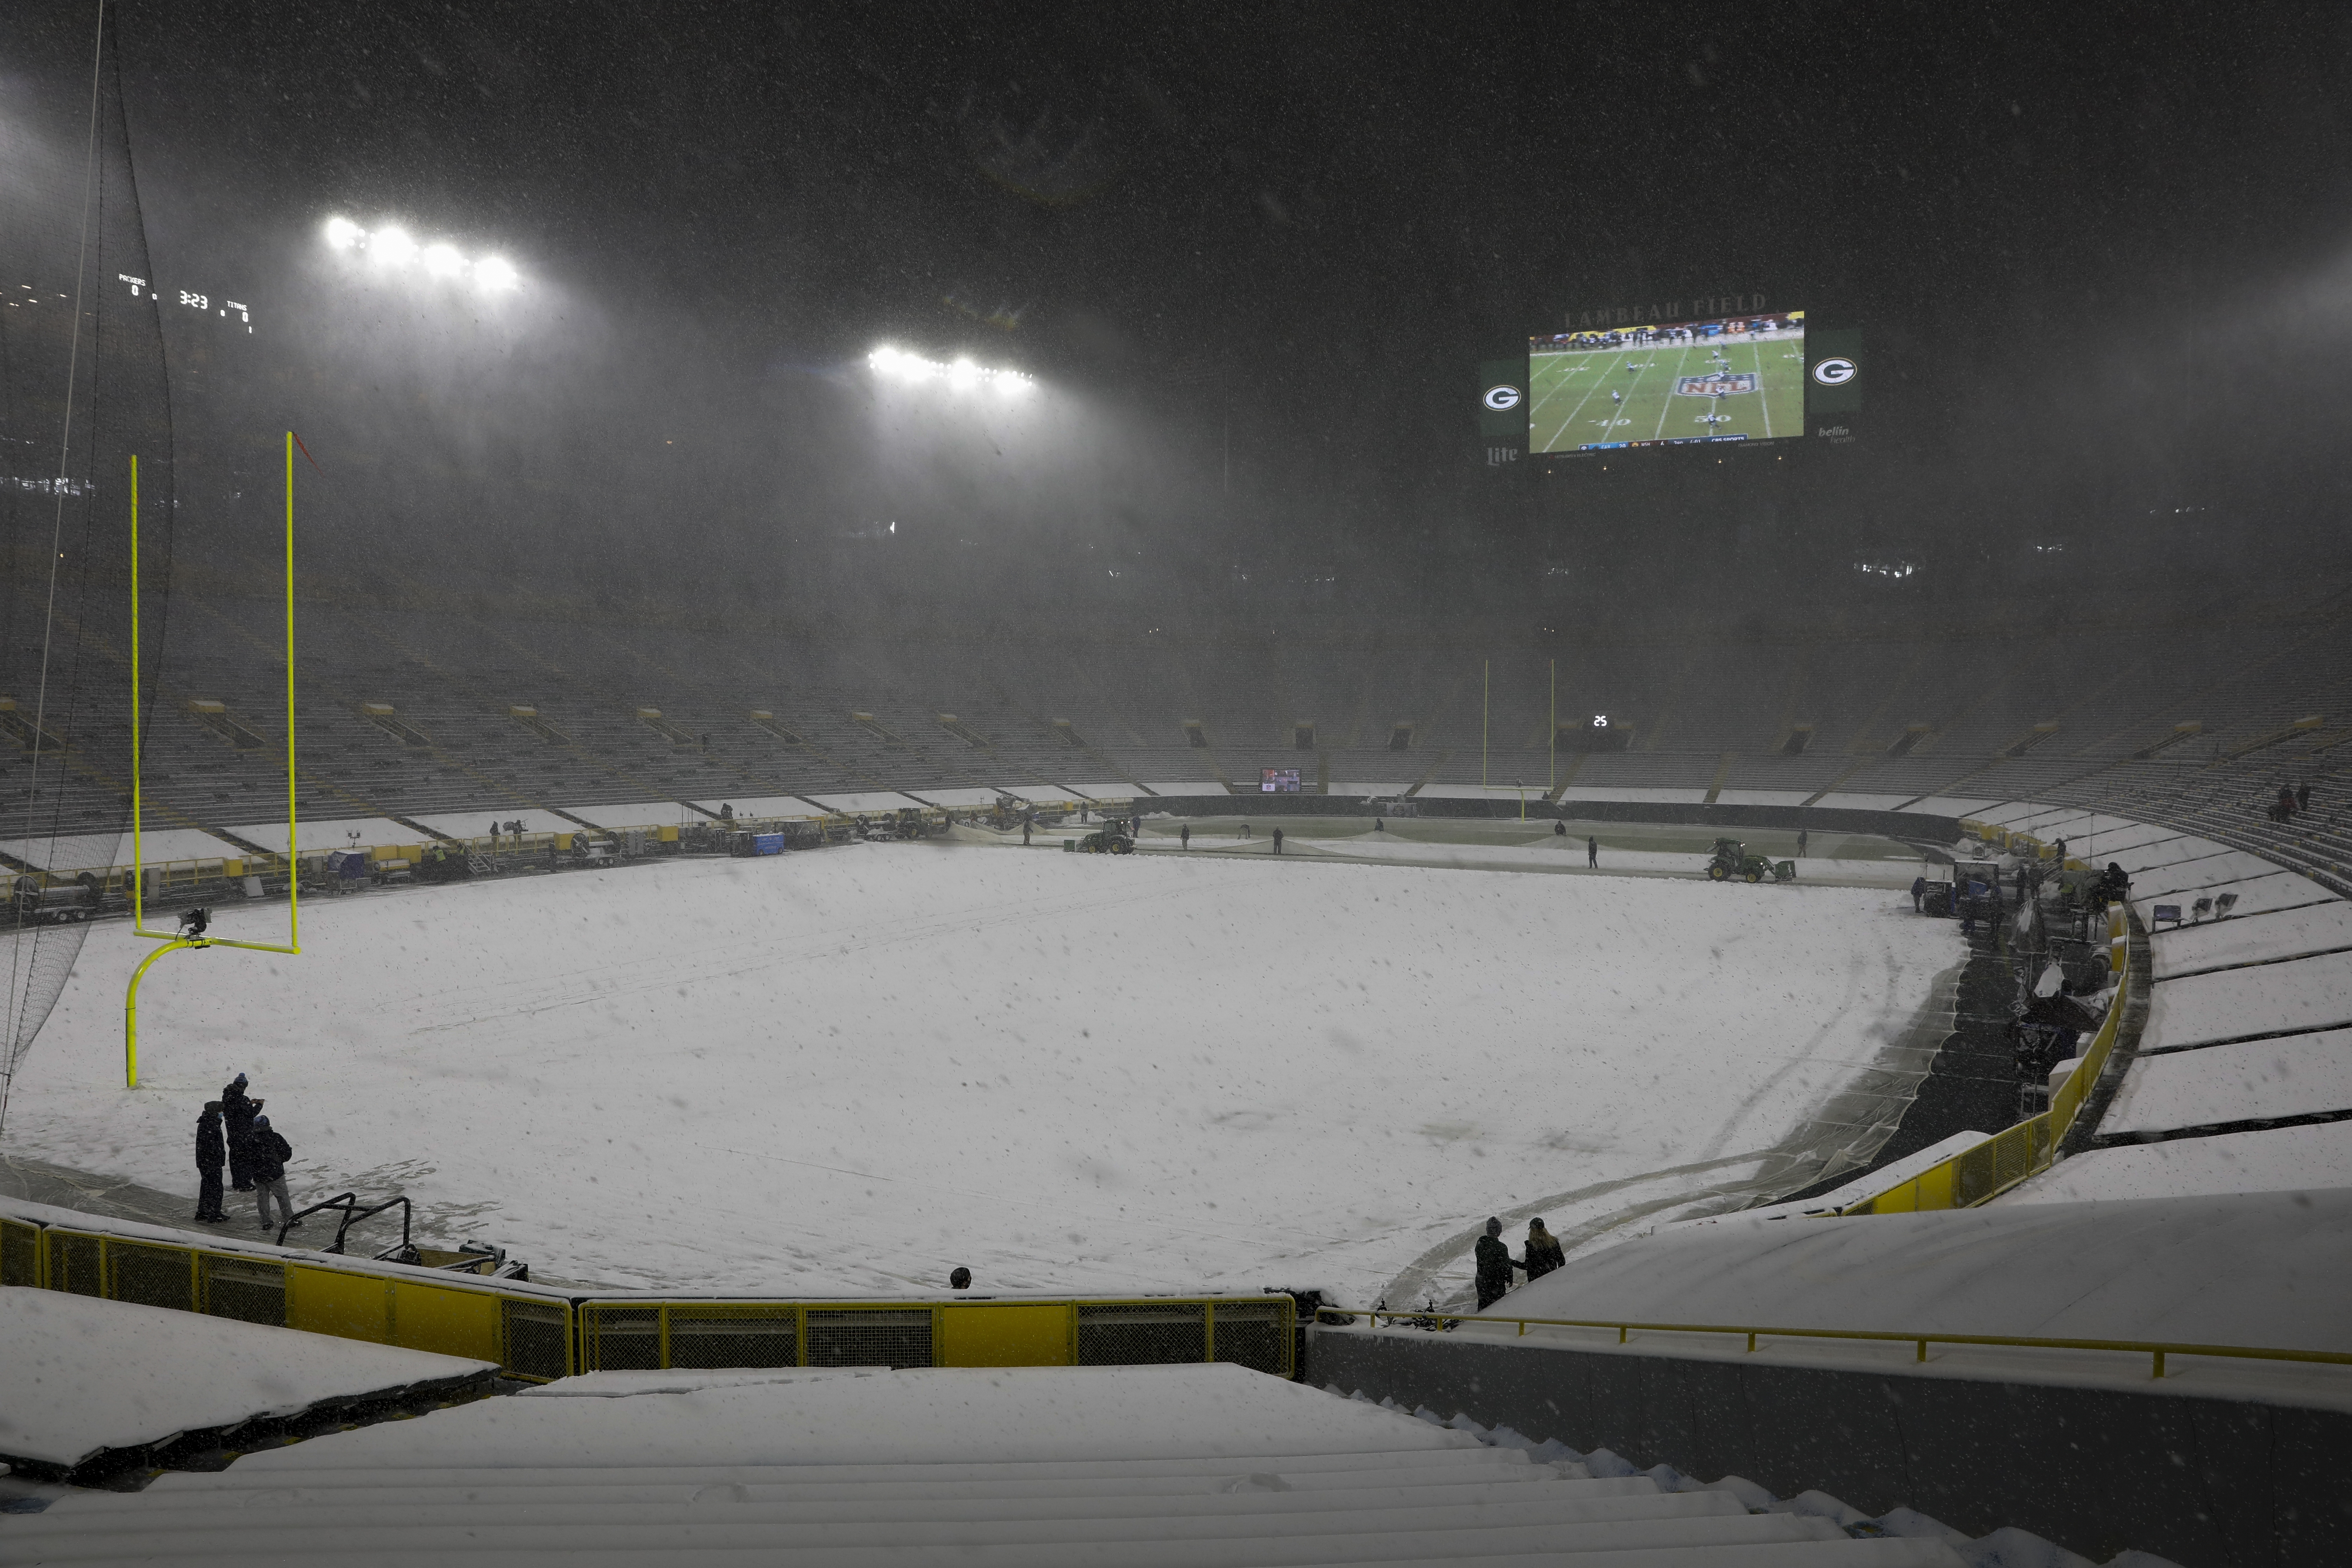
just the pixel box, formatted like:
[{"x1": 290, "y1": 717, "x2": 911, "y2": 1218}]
[{"x1": 6, "y1": 839, "x2": 1956, "y2": 1305}]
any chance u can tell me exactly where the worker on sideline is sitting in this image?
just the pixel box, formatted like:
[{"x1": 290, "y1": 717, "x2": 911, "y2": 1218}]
[
  {"x1": 249, "y1": 1115, "x2": 300, "y2": 1233},
  {"x1": 1586, "y1": 835, "x2": 1598, "y2": 868},
  {"x1": 1475, "y1": 1217, "x2": 1525, "y2": 1310},
  {"x1": 1272, "y1": 826, "x2": 1284, "y2": 855},
  {"x1": 221, "y1": 1073, "x2": 261, "y2": 1192},
  {"x1": 1180, "y1": 823, "x2": 1191, "y2": 849},
  {"x1": 193, "y1": 1102, "x2": 228, "y2": 1223}
]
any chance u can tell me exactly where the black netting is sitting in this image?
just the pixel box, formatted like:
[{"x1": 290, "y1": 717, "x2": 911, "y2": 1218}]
[
  {"x1": 106, "y1": 1238, "x2": 190, "y2": 1310},
  {"x1": 805, "y1": 1308, "x2": 933, "y2": 1368},
  {"x1": 503, "y1": 1299, "x2": 572, "y2": 1380},
  {"x1": 1, "y1": 1, "x2": 176, "y2": 1130},
  {"x1": 202, "y1": 1254, "x2": 285, "y2": 1325},
  {"x1": 586, "y1": 1306, "x2": 661, "y2": 1370},
  {"x1": 1077, "y1": 1302, "x2": 1206, "y2": 1365},
  {"x1": 0, "y1": 1217, "x2": 39, "y2": 1286},
  {"x1": 1209, "y1": 1301, "x2": 1290, "y2": 1376},
  {"x1": 668, "y1": 1309, "x2": 800, "y2": 1370},
  {"x1": 48, "y1": 1230, "x2": 101, "y2": 1295}
]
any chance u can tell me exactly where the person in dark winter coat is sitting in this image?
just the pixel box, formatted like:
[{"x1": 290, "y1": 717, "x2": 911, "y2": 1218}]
[
  {"x1": 1911, "y1": 875, "x2": 1928, "y2": 913},
  {"x1": 248, "y1": 1114, "x2": 299, "y2": 1232},
  {"x1": 194, "y1": 1102, "x2": 228, "y2": 1222},
  {"x1": 1180, "y1": 823, "x2": 1190, "y2": 849},
  {"x1": 1272, "y1": 826, "x2": 1284, "y2": 855},
  {"x1": 1522, "y1": 1218, "x2": 1566, "y2": 1281},
  {"x1": 220, "y1": 1074, "x2": 261, "y2": 1191},
  {"x1": 2298, "y1": 782, "x2": 2313, "y2": 813},
  {"x1": 1474, "y1": 1217, "x2": 1524, "y2": 1310},
  {"x1": 1586, "y1": 835, "x2": 1598, "y2": 868}
]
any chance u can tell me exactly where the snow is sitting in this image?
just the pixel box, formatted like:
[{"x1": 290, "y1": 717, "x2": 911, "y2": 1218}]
[
  {"x1": 897, "y1": 787, "x2": 1021, "y2": 807},
  {"x1": 121, "y1": 828, "x2": 254, "y2": 864},
  {"x1": 1496, "y1": 1190, "x2": 2352, "y2": 1353},
  {"x1": 2141, "y1": 950, "x2": 2352, "y2": 1051},
  {"x1": 410, "y1": 809, "x2": 583, "y2": 838},
  {"x1": 2136, "y1": 870, "x2": 2333, "y2": 925},
  {"x1": 193, "y1": 1363, "x2": 1478, "y2": 1470},
  {"x1": 1329, "y1": 781, "x2": 1407, "y2": 797},
  {"x1": 2109, "y1": 835, "x2": 2220, "y2": 873},
  {"x1": 2150, "y1": 901, "x2": 2352, "y2": 979},
  {"x1": 226, "y1": 816, "x2": 418, "y2": 855},
  {"x1": 2000, "y1": 1121, "x2": 2352, "y2": 1204},
  {"x1": 1550, "y1": 785, "x2": 1708, "y2": 803},
  {"x1": 1807, "y1": 792, "x2": 1916, "y2": 810},
  {"x1": 1052, "y1": 781, "x2": 1138, "y2": 800},
  {"x1": 2129, "y1": 849, "x2": 2292, "y2": 898},
  {"x1": 1287, "y1": 836, "x2": 1922, "y2": 887},
  {"x1": 1708, "y1": 789, "x2": 1815, "y2": 806},
  {"x1": 794, "y1": 790, "x2": 931, "y2": 813},
  {"x1": 2102, "y1": 1029, "x2": 2352, "y2": 1135},
  {"x1": 12, "y1": 1364, "x2": 1932, "y2": 1566},
  {"x1": 6, "y1": 842, "x2": 1952, "y2": 1302},
  {"x1": 561, "y1": 800, "x2": 700, "y2": 829},
  {"x1": 0, "y1": 1286, "x2": 489, "y2": 1469},
  {"x1": 1139, "y1": 781, "x2": 1233, "y2": 796},
  {"x1": 1892, "y1": 797, "x2": 2006, "y2": 817}
]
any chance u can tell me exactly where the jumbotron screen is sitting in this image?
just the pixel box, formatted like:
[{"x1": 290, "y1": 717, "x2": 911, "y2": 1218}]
[{"x1": 1529, "y1": 310, "x2": 1805, "y2": 454}]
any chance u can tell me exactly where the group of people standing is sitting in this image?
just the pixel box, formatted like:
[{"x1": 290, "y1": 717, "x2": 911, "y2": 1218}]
[
  {"x1": 192, "y1": 1073, "x2": 300, "y2": 1233},
  {"x1": 1473, "y1": 1216, "x2": 1566, "y2": 1309}
]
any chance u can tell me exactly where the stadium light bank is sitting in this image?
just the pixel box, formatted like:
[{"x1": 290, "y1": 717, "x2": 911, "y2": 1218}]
[
  {"x1": 867, "y1": 345, "x2": 1033, "y2": 393},
  {"x1": 322, "y1": 216, "x2": 520, "y2": 291}
]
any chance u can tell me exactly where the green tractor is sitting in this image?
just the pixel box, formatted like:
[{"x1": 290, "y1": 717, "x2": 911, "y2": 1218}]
[
  {"x1": 1079, "y1": 824, "x2": 1135, "y2": 855},
  {"x1": 1707, "y1": 837, "x2": 1795, "y2": 884}
]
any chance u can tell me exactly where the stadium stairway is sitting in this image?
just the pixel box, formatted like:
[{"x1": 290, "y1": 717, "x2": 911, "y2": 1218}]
[{"x1": 8, "y1": 1363, "x2": 1973, "y2": 1567}]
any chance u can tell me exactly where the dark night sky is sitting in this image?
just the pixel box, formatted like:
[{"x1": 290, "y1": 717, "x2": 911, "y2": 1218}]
[{"x1": 16, "y1": 1, "x2": 2352, "y2": 624}]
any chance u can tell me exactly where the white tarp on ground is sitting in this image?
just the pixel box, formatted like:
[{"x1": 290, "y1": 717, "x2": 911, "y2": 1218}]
[
  {"x1": 1708, "y1": 790, "x2": 1813, "y2": 806},
  {"x1": 1139, "y1": 782, "x2": 1234, "y2": 797},
  {"x1": 2104, "y1": 1028, "x2": 2352, "y2": 1135},
  {"x1": 1498, "y1": 1190, "x2": 2352, "y2": 1353},
  {"x1": 1552, "y1": 786, "x2": 1709, "y2": 804},
  {"x1": 2137, "y1": 870, "x2": 2333, "y2": 926},
  {"x1": 1892, "y1": 798, "x2": 2006, "y2": 818},
  {"x1": 118, "y1": 828, "x2": 253, "y2": 863},
  {"x1": 411, "y1": 809, "x2": 580, "y2": 838},
  {"x1": 0, "y1": 1286, "x2": 489, "y2": 1469},
  {"x1": 2141, "y1": 950, "x2": 2352, "y2": 1051},
  {"x1": 2150, "y1": 901, "x2": 2352, "y2": 979},
  {"x1": 2000, "y1": 1121, "x2": 2352, "y2": 1205},
  {"x1": 226, "y1": 817, "x2": 420, "y2": 855},
  {"x1": 9, "y1": 844, "x2": 1951, "y2": 1303},
  {"x1": 899, "y1": 787, "x2": 1022, "y2": 807},
  {"x1": 1807, "y1": 793, "x2": 1915, "y2": 810},
  {"x1": 685, "y1": 795, "x2": 827, "y2": 818},
  {"x1": 561, "y1": 800, "x2": 699, "y2": 829},
  {"x1": 1051, "y1": 782, "x2": 1138, "y2": 800},
  {"x1": 794, "y1": 790, "x2": 929, "y2": 813}
]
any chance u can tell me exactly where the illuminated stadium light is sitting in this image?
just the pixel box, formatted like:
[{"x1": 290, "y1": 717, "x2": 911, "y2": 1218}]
[
  {"x1": 369, "y1": 225, "x2": 418, "y2": 266},
  {"x1": 322, "y1": 218, "x2": 524, "y2": 289},
  {"x1": 866, "y1": 344, "x2": 1031, "y2": 389}
]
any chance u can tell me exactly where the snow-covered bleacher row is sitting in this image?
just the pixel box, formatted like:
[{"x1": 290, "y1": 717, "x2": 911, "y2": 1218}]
[
  {"x1": 0, "y1": 1330, "x2": 1982, "y2": 1567},
  {"x1": 13, "y1": 582, "x2": 2348, "y2": 881},
  {"x1": 1935, "y1": 797, "x2": 2352, "y2": 1203}
]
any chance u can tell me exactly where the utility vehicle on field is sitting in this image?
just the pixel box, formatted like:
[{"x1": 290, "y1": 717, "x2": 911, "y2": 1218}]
[{"x1": 1707, "y1": 837, "x2": 1795, "y2": 884}]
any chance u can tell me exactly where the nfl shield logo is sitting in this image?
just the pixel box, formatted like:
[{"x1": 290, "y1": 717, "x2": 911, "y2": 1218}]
[{"x1": 1676, "y1": 373, "x2": 1757, "y2": 397}]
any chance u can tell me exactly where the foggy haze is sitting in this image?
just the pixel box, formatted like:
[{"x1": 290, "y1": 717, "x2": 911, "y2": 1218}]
[{"x1": 13, "y1": 0, "x2": 2352, "y2": 635}]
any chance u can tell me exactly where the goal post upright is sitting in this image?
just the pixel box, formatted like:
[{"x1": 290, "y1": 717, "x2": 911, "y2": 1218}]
[{"x1": 124, "y1": 434, "x2": 303, "y2": 1088}]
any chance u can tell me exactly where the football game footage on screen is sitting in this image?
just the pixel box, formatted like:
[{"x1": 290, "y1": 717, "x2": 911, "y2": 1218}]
[{"x1": 1527, "y1": 311, "x2": 1805, "y2": 455}]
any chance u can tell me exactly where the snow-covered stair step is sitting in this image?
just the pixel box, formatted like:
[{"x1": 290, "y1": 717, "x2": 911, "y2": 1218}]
[
  {"x1": 3, "y1": 1509, "x2": 1869, "y2": 1566},
  {"x1": 122, "y1": 1472, "x2": 1645, "y2": 1512},
  {"x1": 15, "y1": 1484, "x2": 1730, "y2": 1540},
  {"x1": 177, "y1": 1446, "x2": 1534, "y2": 1484},
  {"x1": 1321, "y1": 1548, "x2": 1968, "y2": 1568}
]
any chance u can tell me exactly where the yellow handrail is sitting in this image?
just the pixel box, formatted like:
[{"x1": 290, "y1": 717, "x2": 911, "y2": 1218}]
[{"x1": 1322, "y1": 1306, "x2": 2351, "y2": 1381}]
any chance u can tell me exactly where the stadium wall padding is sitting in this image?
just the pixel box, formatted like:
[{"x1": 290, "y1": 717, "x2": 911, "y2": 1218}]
[{"x1": 1306, "y1": 1324, "x2": 2350, "y2": 1568}]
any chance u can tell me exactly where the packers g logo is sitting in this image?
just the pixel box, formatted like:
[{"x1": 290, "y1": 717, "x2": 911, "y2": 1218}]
[
  {"x1": 1482, "y1": 384, "x2": 1523, "y2": 411},
  {"x1": 1811, "y1": 357, "x2": 1857, "y2": 386}
]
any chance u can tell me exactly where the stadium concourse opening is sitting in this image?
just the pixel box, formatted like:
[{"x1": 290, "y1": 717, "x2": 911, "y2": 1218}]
[{"x1": 7, "y1": 2, "x2": 2352, "y2": 1562}]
